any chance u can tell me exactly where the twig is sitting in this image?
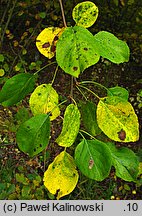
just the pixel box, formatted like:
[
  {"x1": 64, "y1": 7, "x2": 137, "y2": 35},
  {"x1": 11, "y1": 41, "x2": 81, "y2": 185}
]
[
  {"x1": 59, "y1": 0, "x2": 67, "y2": 27},
  {"x1": 0, "y1": 0, "x2": 17, "y2": 50}
]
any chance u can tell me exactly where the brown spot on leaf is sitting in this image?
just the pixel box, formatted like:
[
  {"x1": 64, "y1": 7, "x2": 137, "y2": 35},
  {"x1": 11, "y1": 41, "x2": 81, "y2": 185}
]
[
  {"x1": 73, "y1": 66, "x2": 78, "y2": 71},
  {"x1": 51, "y1": 45, "x2": 56, "y2": 52},
  {"x1": 84, "y1": 47, "x2": 88, "y2": 51},
  {"x1": 118, "y1": 129, "x2": 126, "y2": 140},
  {"x1": 88, "y1": 158, "x2": 94, "y2": 169},
  {"x1": 42, "y1": 42, "x2": 50, "y2": 48},
  {"x1": 53, "y1": 35, "x2": 59, "y2": 41}
]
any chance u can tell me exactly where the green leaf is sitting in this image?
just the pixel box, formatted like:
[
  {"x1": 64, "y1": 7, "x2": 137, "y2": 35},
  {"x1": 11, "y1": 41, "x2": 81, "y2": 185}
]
[
  {"x1": 75, "y1": 139, "x2": 112, "y2": 181},
  {"x1": 16, "y1": 173, "x2": 29, "y2": 185},
  {"x1": 97, "y1": 96, "x2": 139, "y2": 142},
  {"x1": 44, "y1": 151, "x2": 79, "y2": 200},
  {"x1": 29, "y1": 84, "x2": 60, "y2": 121},
  {"x1": 107, "y1": 142, "x2": 139, "y2": 182},
  {"x1": 21, "y1": 185, "x2": 32, "y2": 199},
  {"x1": 56, "y1": 104, "x2": 80, "y2": 147},
  {"x1": 16, "y1": 114, "x2": 50, "y2": 157},
  {"x1": 0, "y1": 73, "x2": 36, "y2": 106},
  {"x1": 94, "y1": 31, "x2": 130, "y2": 63},
  {"x1": 107, "y1": 86, "x2": 129, "y2": 101},
  {"x1": 39, "y1": 12, "x2": 46, "y2": 19},
  {"x1": 0, "y1": 54, "x2": 4, "y2": 62},
  {"x1": 72, "y1": 1, "x2": 98, "y2": 28},
  {"x1": 80, "y1": 101, "x2": 101, "y2": 136},
  {"x1": 56, "y1": 26, "x2": 100, "y2": 78}
]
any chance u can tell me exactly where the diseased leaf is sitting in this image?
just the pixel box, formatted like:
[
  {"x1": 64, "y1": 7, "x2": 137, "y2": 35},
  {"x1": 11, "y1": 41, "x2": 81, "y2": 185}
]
[
  {"x1": 75, "y1": 139, "x2": 112, "y2": 181},
  {"x1": 16, "y1": 114, "x2": 50, "y2": 157},
  {"x1": 107, "y1": 142, "x2": 139, "y2": 182},
  {"x1": 107, "y1": 86, "x2": 129, "y2": 101},
  {"x1": 56, "y1": 26, "x2": 100, "y2": 77},
  {"x1": 56, "y1": 104, "x2": 80, "y2": 147},
  {"x1": 43, "y1": 151, "x2": 79, "y2": 199},
  {"x1": 80, "y1": 101, "x2": 101, "y2": 136},
  {"x1": 29, "y1": 84, "x2": 60, "y2": 121},
  {"x1": 94, "y1": 31, "x2": 130, "y2": 63},
  {"x1": 0, "y1": 73, "x2": 36, "y2": 106},
  {"x1": 97, "y1": 96, "x2": 139, "y2": 142},
  {"x1": 36, "y1": 27, "x2": 64, "y2": 59},
  {"x1": 72, "y1": 1, "x2": 98, "y2": 28}
]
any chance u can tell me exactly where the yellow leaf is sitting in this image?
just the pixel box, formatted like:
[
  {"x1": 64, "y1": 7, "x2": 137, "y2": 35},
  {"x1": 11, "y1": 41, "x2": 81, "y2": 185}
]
[
  {"x1": 0, "y1": 69, "x2": 5, "y2": 77},
  {"x1": 72, "y1": 1, "x2": 99, "y2": 28},
  {"x1": 29, "y1": 84, "x2": 60, "y2": 121},
  {"x1": 97, "y1": 96, "x2": 139, "y2": 142},
  {"x1": 36, "y1": 27, "x2": 64, "y2": 59},
  {"x1": 43, "y1": 151, "x2": 79, "y2": 199}
]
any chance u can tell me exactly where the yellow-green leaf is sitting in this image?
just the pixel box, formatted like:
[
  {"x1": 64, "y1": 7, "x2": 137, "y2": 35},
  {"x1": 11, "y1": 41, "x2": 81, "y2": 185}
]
[
  {"x1": 72, "y1": 1, "x2": 98, "y2": 28},
  {"x1": 138, "y1": 162, "x2": 142, "y2": 176},
  {"x1": 97, "y1": 96, "x2": 139, "y2": 142},
  {"x1": 56, "y1": 104, "x2": 80, "y2": 147},
  {"x1": 36, "y1": 27, "x2": 64, "y2": 59},
  {"x1": 29, "y1": 84, "x2": 60, "y2": 121},
  {"x1": 43, "y1": 151, "x2": 79, "y2": 199},
  {"x1": 0, "y1": 69, "x2": 5, "y2": 77}
]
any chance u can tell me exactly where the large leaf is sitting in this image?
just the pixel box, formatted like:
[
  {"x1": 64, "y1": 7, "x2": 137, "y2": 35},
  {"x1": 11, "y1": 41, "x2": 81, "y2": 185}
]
[
  {"x1": 80, "y1": 101, "x2": 101, "y2": 136},
  {"x1": 29, "y1": 84, "x2": 60, "y2": 121},
  {"x1": 75, "y1": 139, "x2": 112, "y2": 181},
  {"x1": 16, "y1": 114, "x2": 50, "y2": 157},
  {"x1": 107, "y1": 86, "x2": 129, "y2": 101},
  {"x1": 72, "y1": 1, "x2": 98, "y2": 28},
  {"x1": 0, "y1": 73, "x2": 36, "y2": 106},
  {"x1": 56, "y1": 26, "x2": 100, "y2": 78},
  {"x1": 56, "y1": 104, "x2": 80, "y2": 147},
  {"x1": 107, "y1": 142, "x2": 139, "y2": 182},
  {"x1": 94, "y1": 31, "x2": 130, "y2": 63},
  {"x1": 43, "y1": 151, "x2": 79, "y2": 199},
  {"x1": 97, "y1": 96, "x2": 139, "y2": 142},
  {"x1": 36, "y1": 27, "x2": 64, "y2": 59}
]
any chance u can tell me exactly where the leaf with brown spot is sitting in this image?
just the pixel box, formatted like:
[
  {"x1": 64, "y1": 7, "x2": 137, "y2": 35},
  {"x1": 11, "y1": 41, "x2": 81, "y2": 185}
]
[{"x1": 36, "y1": 27, "x2": 65, "y2": 59}]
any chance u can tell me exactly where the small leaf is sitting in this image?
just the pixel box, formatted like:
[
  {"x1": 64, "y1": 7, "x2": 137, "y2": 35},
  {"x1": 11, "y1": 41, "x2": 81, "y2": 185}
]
[
  {"x1": 80, "y1": 101, "x2": 101, "y2": 136},
  {"x1": 16, "y1": 173, "x2": 29, "y2": 185},
  {"x1": 94, "y1": 31, "x2": 130, "y2": 63},
  {"x1": 29, "y1": 84, "x2": 60, "y2": 121},
  {"x1": 72, "y1": 1, "x2": 98, "y2": 28},
  {"x1": 36, "y1": 27, "x2": 64, "y2": 59},
  {"x1": 56, "y1": 104, "x2": 80, "y2": 147},
  {"x1": 97, "y1": 96, "x2": 139, "y2": 142},
  {"x1": 107, "y1": 142, "x2": 139, "y2": 182},
  {"x1": 21, "y1": 186, "x2": 32, "y2": 199},
  {"x1": 0, "y1": 54, "x2": 4, "y2": 62},
  {"x1": 0, "y1": 73, "x2": 36, "y2": 106},
  {"x1": 43, "y1": 151, "x2": 79, "y2": 199},
  {"x1": 16, "y1": 114, "x2": 50, "y2": 157},
  {"x1": 56, "y1": 26, "x2": 100, "y2": 77},
  {"x1": 107, "y1": 86, "x2": 129, "y2": 101},
  {"x1": 0, "y1": 69, "x2": 5, "y2": 77},
  {"x1": 39, "y1": 12, "x2": 46, "y2": 19},
  {"x1": 75, "y1": 139, "x2": 112, "y2": 181}
]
